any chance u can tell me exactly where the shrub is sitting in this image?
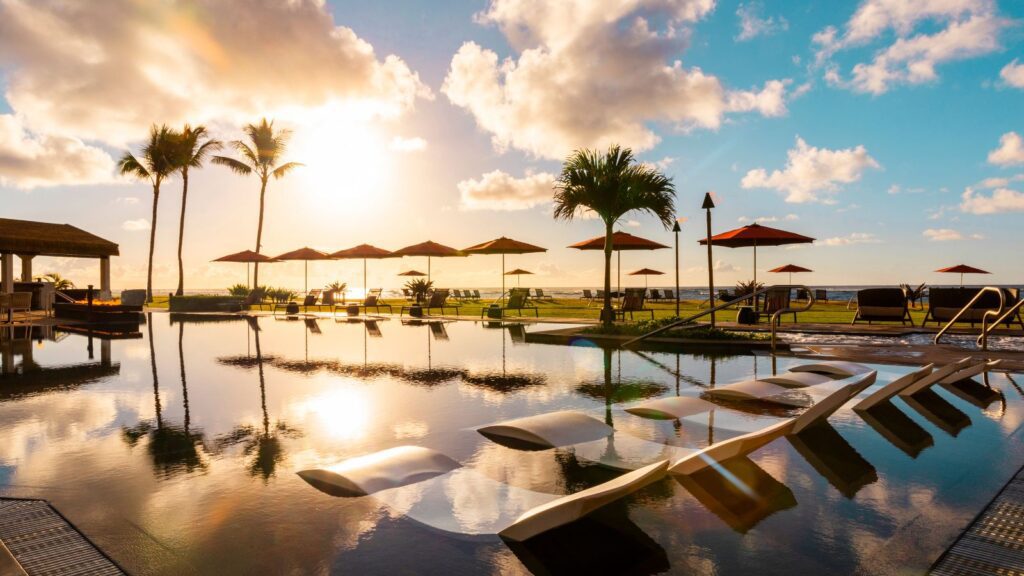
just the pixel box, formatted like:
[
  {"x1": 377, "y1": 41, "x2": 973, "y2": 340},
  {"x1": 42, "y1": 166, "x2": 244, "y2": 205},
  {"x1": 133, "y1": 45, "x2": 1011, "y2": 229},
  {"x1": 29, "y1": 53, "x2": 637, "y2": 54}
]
[{"x1": 228, "y1": 283, "x2": 250, "y2": 297}]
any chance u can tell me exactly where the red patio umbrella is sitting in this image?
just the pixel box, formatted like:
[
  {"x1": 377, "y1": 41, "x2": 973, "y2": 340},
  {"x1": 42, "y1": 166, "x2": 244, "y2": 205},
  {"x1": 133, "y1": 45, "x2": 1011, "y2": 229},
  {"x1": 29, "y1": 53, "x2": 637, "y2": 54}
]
[
  {"x1": 628, "y1": 267, "x2": 664, "y2": 289},
  {"x1": 273, "y1": 247, "x2": 331, "y2": 293},
  {"x1": 397, "y1": 270, "x2": 427, "y2": 277},
  {"x1": 330, "y1": 244, "x2": 394, "y2": 298},
  {"x1": 569, "y1": 231, "x2": 669, "y2": 294},
  {"x1": 393, "y1": 241, "x2": 465, "y2": 283},
  {"x1": 935, "y1": 264, "x2": 990, "y2": 287},
  {"x1": 504, "y1": 268, "x2": 533, "y2": 287},
  {"x1": 767, "y1": 263, "x2": 813, "y2": 285},
  {"x1": 463, "y1": 237, "x2": 547, "y2": 301},
  {"x1": 699, "y1": 223, "x2": 815, "y2": 284},
  {"x1": 212, "y1": 250, "x2": 279, "y2": 288}
]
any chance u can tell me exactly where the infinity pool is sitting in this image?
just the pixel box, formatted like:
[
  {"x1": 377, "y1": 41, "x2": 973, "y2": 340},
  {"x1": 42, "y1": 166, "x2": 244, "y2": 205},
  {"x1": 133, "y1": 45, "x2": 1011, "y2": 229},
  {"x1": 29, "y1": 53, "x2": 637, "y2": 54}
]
[{"x1": 1, "y1": 314, "x2": 1022, "y2": 575}]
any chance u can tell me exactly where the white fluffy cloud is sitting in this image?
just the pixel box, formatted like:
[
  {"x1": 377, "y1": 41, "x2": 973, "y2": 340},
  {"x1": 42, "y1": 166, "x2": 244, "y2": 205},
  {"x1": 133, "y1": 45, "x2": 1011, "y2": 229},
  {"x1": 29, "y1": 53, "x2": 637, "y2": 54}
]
[
  {"x1": 457, "y1": 170, "x2": 556, "y2": 211},
  {"x1": 122, "y1": 218, "x2": 151, "y2": 232},
  {"x1": 0, "y1": 114, "x2": 116, "y2": 189},
  {"x1": 736, "y1": 2, "x2": 788, "y2": 41},
  {"x1": 740, "y1": 137, "x2": 880, "y2": 203},
  {"x1": 389, "y1": 136, "x2": 428, "y2": 152},
  {"x1": 0, "y1": 0, "x2": 430, "y2": 147},
  {"x1": 923, "y1": 228, "x2": 982, "y2": 241},
  {"x1": 813, "y1": 0, "x2": 1007, "y2": 94},
  {"x1": 822, "y1": 232, "x2": 881, "y2": 246},
  {"x1": 442, "y1": 0, "x2": 793, "y2": 159},
  {"x1": 736, "y1": 214, "x2": 799, "y2": 223},
  {"x1": 988, "y1": 132, "x2": 1024, "y2": 166},
  {"x1": 960, "y1": 186, "x2": 1024, "y2": 214},
  {"x1": 1000, "y1": 59, "x2": 1024, "y2": 89}
]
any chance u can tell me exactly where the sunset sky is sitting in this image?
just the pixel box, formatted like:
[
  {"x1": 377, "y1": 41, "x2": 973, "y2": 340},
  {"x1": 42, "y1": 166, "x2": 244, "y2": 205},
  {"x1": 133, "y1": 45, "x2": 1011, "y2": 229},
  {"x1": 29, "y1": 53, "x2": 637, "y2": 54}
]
[{"x1": 1, "y1": 0, "x2": 1023, "y2": 291}]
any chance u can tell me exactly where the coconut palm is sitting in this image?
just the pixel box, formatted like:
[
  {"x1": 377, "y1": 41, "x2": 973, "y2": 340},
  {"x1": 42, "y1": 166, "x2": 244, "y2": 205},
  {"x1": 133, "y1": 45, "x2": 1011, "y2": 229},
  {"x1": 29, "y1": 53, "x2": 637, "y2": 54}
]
[
  {"x1": 553, "y1": 146, "x2": 676, "y2": 327},
  {"x1": 212, "y1": 119, "x2": 301, "y2": 289},
  {"x1": 119, "y1": 125, "x2": 178, "y2": 303},
  {"x1": 42, "y1": 272, "x2": 74, "y2": 291},
  {"x1": 172, "y1": 125, "x2": 222, "y2": 296}
]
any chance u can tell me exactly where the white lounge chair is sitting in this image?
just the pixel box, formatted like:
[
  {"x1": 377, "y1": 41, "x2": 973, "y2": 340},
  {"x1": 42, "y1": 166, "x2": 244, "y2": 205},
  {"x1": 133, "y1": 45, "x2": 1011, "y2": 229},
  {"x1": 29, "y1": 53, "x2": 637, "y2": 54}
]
[
  {"x1": 701, "y1": 371, "x2": 877, "y2": 405},
  {"x1": 297, "y1": 445, "x2": 668, "y2": 541},
  {"x1": 788, "y1": 360, "x2": 874, "y2": 377},
  {"x1": 852, "y1": 364, "x2": 935, "y2": 411},
  {"x1": 898, "y1": 358, "x2": 988, "y2": 397}
]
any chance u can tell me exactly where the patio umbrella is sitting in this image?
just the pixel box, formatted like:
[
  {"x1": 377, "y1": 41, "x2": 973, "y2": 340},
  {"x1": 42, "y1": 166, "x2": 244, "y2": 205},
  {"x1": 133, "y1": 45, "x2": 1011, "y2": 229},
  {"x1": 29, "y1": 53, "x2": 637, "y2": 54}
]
[
  {"x1": 398, "y1": 270, "x2": 427, "y2": 277},
  {"x1": 330, "y1": 244, "x2": 394, "y2": 299},
  {"x1": 393, "y1": 240, "x2": 464, "y2": 283},
  {"x1": 272, "y1": 247, "x2": 331, "y2": 293},
  {"x1": 504, "y1": 268, "x2": 533, "y2": 287},
  {"x1": 212, "y1": 250, "x2": 279, "y2": 288},
  {"x1": 628, "y1": 267, "x2": 664, "y2": 289},
  {"x1": 768, "y1": 264, "x2": 813, "y2": 285},
  {"x1": 699, "y1": 223, "x2": 815, "y2": 284},
  {"x1": 569, "y1": 231, "x2": 669, "y2": 294},
  {"x1": 463, "y1": 237, "x2": 547, "y2": 301},
  {"x1": 935, "y1": 264, "x2": 990, "y2": 288}
]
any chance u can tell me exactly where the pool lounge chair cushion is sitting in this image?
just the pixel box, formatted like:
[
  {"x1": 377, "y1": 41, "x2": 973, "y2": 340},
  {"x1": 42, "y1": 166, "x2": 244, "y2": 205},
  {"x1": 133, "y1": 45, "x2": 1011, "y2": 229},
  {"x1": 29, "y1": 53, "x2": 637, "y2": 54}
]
[
  {"x1": 852, "y1": 364, "x2": 934, "y2": 412},
  {"x1": 789, "y1": 361, "x2": 873, "y2": 378},
  {"x1": 477, "y1": 411, "x2": 614, "y2": 448},
  {"x1": 297, "y1": 446, "x2": 460, "y2": 497}
]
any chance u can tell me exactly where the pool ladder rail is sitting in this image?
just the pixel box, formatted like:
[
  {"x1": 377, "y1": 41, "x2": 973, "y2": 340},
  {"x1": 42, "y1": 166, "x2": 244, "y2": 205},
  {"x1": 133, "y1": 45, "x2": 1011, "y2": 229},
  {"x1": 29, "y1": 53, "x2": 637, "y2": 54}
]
[
  {"x1": 933, "y1": 286, "x2": 1022, "y2": 351},
  {"x1": 622, "y1": 285, "x2": 816, "y2": 352}
]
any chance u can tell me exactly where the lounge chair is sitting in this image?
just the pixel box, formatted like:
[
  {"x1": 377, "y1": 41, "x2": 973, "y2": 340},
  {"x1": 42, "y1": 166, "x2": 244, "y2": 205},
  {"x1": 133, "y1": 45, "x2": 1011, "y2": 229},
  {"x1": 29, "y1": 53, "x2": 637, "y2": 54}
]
[
  {"x1": 297, "y1": 445, "x2": 668, "y2": 542},
  {"x1": 275, "y1": 288, "x2": 322, "y2": 314},
  {"x1": 899, "y1": 359, "x2": 1000, "y2": 397},
  {"x1": 481, "y1": 287, "x2": 538, "y2": 318},
  {"x1": 815, "y1": 289, "x2": 828, "y2": 302},
  {"x1": 851, "y1": 288, "x2": 913, "y2": 326},
  {"x1": 613, "y1": 288, "x2": 654, "y2": 321},
  {"x1": 649, "y1": 289, "x2": 664, "y2": 302},
  {"x1": 402, "y1": 288, "x2": 415, "y2": 302},
  {"x1": 662, "y1": 289, "x2": 676, "y2": 302},
  {"x1": 337, "y1": 288, "x2": 393, "y2": 316},
  {"x1": 533, "y1": 288, "x2": 554, "y2": 301},
  {"x1": 0, "y1": 292, "x2": 33, "y2": 323},
  {"x1": 401, "y1": 289, "x2": 460, "y2": 317},
  {"x1": 450, "y1": 289, "x2": 462, "y2": 300},
  {"x1": 756, "y1": 287, "x2": 796, "y2": 323},
  {"x1": 472, "y1": 289, "x2": 482, "y2": 300},
  {"x1": 922, "y1": 287, "x2": 1015, "y2": 327},
  {"x1": 582, "y1": 289, "x2": 594, "y2": 302},
  {"x1": 243, "y1": 288, "x2": 271, "y2": 311}
]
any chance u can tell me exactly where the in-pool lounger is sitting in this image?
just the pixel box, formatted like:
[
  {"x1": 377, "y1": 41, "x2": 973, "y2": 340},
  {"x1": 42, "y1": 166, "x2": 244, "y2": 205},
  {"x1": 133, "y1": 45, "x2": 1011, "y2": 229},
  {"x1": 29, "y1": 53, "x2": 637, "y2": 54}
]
[
  {"x1": 898, "y1": 359, "x2": 995, "y2": 397},
  {"x1": 851, "y1": 364, "x2": 936, "y2": 412},
  {"x1": 788, "y1": 361, "x2": 874, "y2": 377},
  {"x1": 297, "y1": 445, "x2": 668, "y2": 542},
  {"x1": 697, "y1": 371, "x2": 877, "y2": 413}
]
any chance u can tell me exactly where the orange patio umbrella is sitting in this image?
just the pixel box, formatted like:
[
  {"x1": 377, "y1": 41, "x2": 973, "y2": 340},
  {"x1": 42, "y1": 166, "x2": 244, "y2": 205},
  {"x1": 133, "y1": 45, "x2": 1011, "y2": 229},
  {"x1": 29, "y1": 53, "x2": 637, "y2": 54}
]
[
  {"x1": 273, "y1": 247, "x2": 331, "y2": 293},
  {"x1": 213, "y1": 250, "x2": 279, "y2": 288},
  {"x1": 935, "y1": 264, "x2": 990, "y2": 287},
  {"x1": 768, "y1": 264, "x2": 813, "y2": 285},
  {"x1": 463, "y1": 236, "x2": 547, "y2": 301},
  {"x1": 628, "y1": 267, "x2": 664, "y2": 289},
  {"x1": 569, "y1": 231, "x2": 669, "y2": 294},
  {"x1": 699, "y1": 223, "x2": 815, "y2": 284},
  {"x1": 397, "y1": 270, "x2": 427, "y2": 277},
  {"x1": 331, "y1": 244, "x2": 394, "y2": 298},
  {"x1": 504, "y1": 268, "x2": 533, "y2": 287},
  {"x1": 393, "y1": 240, "x2": 465, "y2": 283}
]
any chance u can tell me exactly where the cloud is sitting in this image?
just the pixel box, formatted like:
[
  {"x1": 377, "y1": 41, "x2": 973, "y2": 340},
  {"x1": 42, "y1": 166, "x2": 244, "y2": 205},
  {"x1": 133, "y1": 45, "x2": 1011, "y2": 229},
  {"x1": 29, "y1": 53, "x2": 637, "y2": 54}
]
[
  {"x1": 812, "y1": 0, "x2": 1008, "y2": 94},
  {"x1": 988, "y1": 132, "x2": 1024, "y2": 166},
  {"x1": 115, "y1": 196, "x2": 140, "y2": 205},
  {"x1": 740, "y1": 137, "x2": 880, "y2": 203},
  {"x1": 457, "y1": 170, "x2": 556, "y2": 211},
  {"x1": 0, "y1": 114, "x2": 116, "y2": 189},
  {"x1": 624, "y1": 219, "x2": 641, "y2": 227},
  {"x1": 923, "y1": 228, "x2": 982, "y2": 241},
  {"x1": 687, "y1": 260, "x2": 739, "y2": 273},
  {"x1": 960, "y1": 186, "x2": 1024, "y2": 214},
  {"x1": 442, "y1": 0, "x2": 793, "y2": 159},
  {"x1": 389, "y1": 136, "x2": 428, "y2": 152},
  {"x1": 122, "y1": 218, "x2": 151, "y2": 231},
  {"x1": 736, "y1": 214, "x2": 799, "y2": 223},
  {"x1": 821, "y1": 232, "x2": 880, "y2": 246},
  {"x1": 1001, "y1": 59, "x2": 1024, "y2": 89},
  {"x1": 0, "y1": 0, "x2": 430, "y2": 147},
  {"x1": 642, "y1": 156, "x2": 676, "y2": 171},
  {"x1": 736, "y1": 2, "x2": 788, "y2": 41}
]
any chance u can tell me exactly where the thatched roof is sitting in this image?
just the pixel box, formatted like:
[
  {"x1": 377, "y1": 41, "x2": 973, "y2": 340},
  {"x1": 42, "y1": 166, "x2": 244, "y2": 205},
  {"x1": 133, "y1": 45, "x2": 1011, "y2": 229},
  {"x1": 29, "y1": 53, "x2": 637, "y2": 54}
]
[{"x1": 0, "y1": 218, "x2": 119, "y2": 257}]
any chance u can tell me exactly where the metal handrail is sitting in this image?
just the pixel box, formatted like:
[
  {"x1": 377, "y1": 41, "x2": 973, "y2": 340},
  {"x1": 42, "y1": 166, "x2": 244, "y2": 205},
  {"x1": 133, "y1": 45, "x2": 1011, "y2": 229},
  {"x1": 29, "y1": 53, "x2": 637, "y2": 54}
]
[
  {"x1": 933, "y1": 286, "x2": 1005, "y2": 347},
  {"x1": 622, "y1": 285, "x2": 815, "y2": 349},
  {"x1": 976, "y1": 296, "x2": 1023, "y2": 350}
]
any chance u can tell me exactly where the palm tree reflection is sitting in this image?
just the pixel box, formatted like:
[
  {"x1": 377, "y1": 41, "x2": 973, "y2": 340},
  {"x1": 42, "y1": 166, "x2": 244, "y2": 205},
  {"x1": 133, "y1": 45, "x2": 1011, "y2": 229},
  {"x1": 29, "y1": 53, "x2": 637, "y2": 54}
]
[{"x1": 575, "y1": 347, "x2": 668, "y2": 426}]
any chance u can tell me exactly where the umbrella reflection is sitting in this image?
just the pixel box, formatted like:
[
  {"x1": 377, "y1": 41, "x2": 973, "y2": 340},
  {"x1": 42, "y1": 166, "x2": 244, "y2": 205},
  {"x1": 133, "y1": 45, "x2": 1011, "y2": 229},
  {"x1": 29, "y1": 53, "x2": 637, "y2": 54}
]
[
  {"x1": 463, "y1": 323, "x2": 546, "y2": 393},
  {"x1": 787, "y1": 422, "x2": 877, "y2": 498}
]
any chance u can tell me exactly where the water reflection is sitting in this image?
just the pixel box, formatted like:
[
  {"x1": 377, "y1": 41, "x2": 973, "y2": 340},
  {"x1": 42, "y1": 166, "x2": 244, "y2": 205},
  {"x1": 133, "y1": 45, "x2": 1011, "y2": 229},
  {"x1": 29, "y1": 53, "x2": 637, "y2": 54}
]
[
  {"x1": 676, "y1": 455, "x2": 797, "y2": 532},
  {"x1": 1, "y1": 327, "x2": 119, "y2": 400},
  {"x1": 903, "y1": 390, "x2": 972, "y2": 437},
  {"x1": 858, "y1": 402, "x2": 935, "y2": 458},
  {"x1": 787, "y1": 422, "x2": 878, "y2": 498},
  {"x1": 576, "y1": 348, "x2": 669, "y2": 425}
]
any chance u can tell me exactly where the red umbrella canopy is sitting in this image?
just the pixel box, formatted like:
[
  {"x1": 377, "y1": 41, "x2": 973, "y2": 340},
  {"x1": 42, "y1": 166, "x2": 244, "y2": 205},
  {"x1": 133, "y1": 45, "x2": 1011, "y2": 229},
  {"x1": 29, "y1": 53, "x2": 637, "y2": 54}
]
[
  {"x1": 935, "y1": 264, "x2": 990, "y2": 275},
  {"x1": 463, "y1": 236, "x2": 547, "y2": 255},
  {"x1": 330, "y1": 244, "x2": 394, "y2": 259},
  {"x1": 212, "y1": 249, "x2": 278, "y2": 263},
  {"x1": 398, "y1": 270, "x2": 428, "y2": 277},
  {"x1": 273, "y1": 247, "x2": 331, "y2": 261},
  {"x1": 628, "y1": 268, "x2": 664, "y2": 276},
  {"x1": 393, "y1": 240, "x2": 464, "y2": 257},
  {"x1": 768, "y1": 264, "x2": 813, "y2": 273},
  {"x1": 569, "y1": 231, "x2": 669, "y2": 251},
  {"x1": 504, "y1": 268, "x2": 534, "y2": 275},
  {"x1": 698, "y1": 223, "x2": 815, "y2": 247}
]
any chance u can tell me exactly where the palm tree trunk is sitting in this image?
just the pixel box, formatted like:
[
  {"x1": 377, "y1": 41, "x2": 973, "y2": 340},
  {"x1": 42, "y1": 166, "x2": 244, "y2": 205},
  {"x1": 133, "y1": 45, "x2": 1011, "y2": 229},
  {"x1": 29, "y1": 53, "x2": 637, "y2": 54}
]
[
  {"x1": 146, "y1": 182, "x2": 160, "y2": 303},
  {"x1": 175, "y1": 170, "x2": 188, "y2": 296},
  {"x1": 601, "y1": 220, "x2": 614, "y2": 327},
  {"x1": 252, "y1": 177, "x2": 268, "y2": 289}
]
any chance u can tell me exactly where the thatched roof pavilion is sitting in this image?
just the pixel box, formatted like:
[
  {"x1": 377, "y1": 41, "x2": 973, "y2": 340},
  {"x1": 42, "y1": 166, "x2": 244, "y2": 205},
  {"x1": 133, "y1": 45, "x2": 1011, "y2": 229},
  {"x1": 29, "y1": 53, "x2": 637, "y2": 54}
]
[{"x1": 0, "y1": 218, "x2": 119, "y2": 297}]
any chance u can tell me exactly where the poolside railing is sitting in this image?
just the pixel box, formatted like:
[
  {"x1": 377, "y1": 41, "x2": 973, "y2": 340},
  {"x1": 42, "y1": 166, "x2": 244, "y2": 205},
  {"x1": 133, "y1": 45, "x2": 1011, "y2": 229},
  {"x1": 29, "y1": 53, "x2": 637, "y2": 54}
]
[{"x1": 933, "y1": 286, "x2": 1005, "y2": 350}]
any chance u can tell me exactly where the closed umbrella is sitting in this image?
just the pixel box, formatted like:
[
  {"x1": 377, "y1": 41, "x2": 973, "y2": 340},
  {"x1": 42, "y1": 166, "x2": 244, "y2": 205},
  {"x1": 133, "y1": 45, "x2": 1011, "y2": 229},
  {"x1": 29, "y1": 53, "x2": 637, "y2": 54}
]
[
  {"x1": 699, "y1": 223, "x2": 815, "y2": 284},
  {"x1": 768, "y1": 264, "x2": 813, "y2": 285},
  {"x1": 273, "y1": 247, "x2": 331, "y2": 293},
  {"x1": 935, "y1": 264, "x2": 990, "y2": 288},
  {"x1": 393, "y1": 241, "x2": 464, "y2": 283},
  {"x1": 504, "y1": 268, "x2": 533, "y2": 287},
  {"x1": 331, "y1": 244, "x2": 394, "y2": 299},
  {"x1": 628, "y1": 267, "x2": 664, "y2": 289},
  {"x1": 569, "y1": 231, "x2": 669, "y2": 294},
  {"x1": 213, "y1": 250, "x2": 279, "y2": 288},
  {"x1": 463, "y1": 237, "x2": 547, "y2": 302}
]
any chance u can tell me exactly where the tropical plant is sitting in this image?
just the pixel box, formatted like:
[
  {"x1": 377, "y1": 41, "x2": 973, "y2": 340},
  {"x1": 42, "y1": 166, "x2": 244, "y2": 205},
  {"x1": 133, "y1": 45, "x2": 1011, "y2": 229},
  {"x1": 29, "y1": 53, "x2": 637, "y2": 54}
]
[
  {"x1": 326, "y1": 281, "x2": 347, "y2": 295},
  {"x1": 733, "y1": 279, "x2": 764, "y2": 300},
  {"x1": 212, "y1": 118, "x2": 301, "y2": 289},
  {"x1": 553, "y1": 145, "x2": 676, "y2": 327},
  {"x1": 172, "y1": 125, "x2": 221, "y2": 296},
  {"x1": 901, "y1": 282, "x2": 927, "y2": 309},
  {"x1": 266, "y1": 287, "x2": 297, "y2": 304},
  {"x1": 404, "y1": 278, "x2": 433, "y2": 305},
  {"x1": 227, "y1": 283, "x2": 250, "y2": 297},
  {"x1": 119, "y1": 124, "x2": 178, "y2": 302},
  {"x1": 42, "y1": 272, "x2": 74, "y2": 291}
]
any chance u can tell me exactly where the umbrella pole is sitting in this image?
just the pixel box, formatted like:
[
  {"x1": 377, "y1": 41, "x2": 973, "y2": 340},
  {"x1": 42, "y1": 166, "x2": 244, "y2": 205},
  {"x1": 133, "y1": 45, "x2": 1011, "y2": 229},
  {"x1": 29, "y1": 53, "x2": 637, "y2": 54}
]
[
  {"x1": 304, "y1": 260, "x2": 308, "y2": 294},
  {"x1": 428, "y1": 257, "x2": 431, "y2": 284},
  {"x1": 617, "y1": 251, "x2": 621, "y2": 296},
  {"x1": 753, "y1": 242, "x2": 757, "y2": 285},
  {"x1": 501, "y1": 253, "x2": 505, "y2": 304},
  {"x1": 364, "y1": 258, "x2": 368, "y2": 299},
  {"x1": 247, "y1": 262, "x2": 250, "y2": 289}
]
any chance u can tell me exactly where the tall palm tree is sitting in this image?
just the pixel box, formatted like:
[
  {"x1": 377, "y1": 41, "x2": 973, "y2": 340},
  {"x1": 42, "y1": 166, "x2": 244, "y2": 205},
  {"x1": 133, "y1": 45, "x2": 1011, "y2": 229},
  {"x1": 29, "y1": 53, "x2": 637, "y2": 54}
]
[
  {"x1": 212, "y1": 119, "x2": 301, "y2": 289},
  {"x1": 173, "y1": 125, "x2": 222, "y2": 296},
  {"x1": 119, "y1": 125, "x2": 178, "y2": 303},
  {"x1": 553, "y1": 146, "x2": 676, "y2": 327}
]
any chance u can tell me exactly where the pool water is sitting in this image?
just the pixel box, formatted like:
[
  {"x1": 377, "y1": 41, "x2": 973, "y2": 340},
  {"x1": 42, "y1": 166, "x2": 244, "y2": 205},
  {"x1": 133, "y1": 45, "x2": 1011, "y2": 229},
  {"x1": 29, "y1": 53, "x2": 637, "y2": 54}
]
[{"x1": 1, "y1": 314, "x2": 1023, "y2": 575}]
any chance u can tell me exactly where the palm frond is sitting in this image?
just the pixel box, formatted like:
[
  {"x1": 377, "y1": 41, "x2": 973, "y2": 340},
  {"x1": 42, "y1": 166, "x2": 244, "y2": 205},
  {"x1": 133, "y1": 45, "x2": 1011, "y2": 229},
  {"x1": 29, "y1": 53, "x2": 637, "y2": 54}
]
[
  {"x1": 271, "y1": 161, "x2": 303, "y2": 180},
  {"x1": 118, "y1": 152, "x2": 150, "y2": 180},
  {"x1": 212, "y1": 156, "x2": 253, "y2": 176}
]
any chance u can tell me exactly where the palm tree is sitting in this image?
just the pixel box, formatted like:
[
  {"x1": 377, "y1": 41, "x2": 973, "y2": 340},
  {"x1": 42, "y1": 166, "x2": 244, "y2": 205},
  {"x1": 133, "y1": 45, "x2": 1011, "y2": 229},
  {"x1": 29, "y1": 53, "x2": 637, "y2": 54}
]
[
  {"x1": 212, "y1": 119, "x2": 301, "y2": 289},
  {"x1": 119, "y1": 125, "x2": 178, "y2": 303},
  {"x1": 553, "y1": 146, "x2": 676, "y2": 327},
  {"x1": 172, "y1": 125, "x2": 222, "y2": 296}
]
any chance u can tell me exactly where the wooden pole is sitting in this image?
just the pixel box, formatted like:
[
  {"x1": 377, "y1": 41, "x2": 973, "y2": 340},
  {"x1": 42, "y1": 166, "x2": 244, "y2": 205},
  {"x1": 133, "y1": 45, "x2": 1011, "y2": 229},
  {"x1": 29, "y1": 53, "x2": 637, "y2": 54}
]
[{"x1": 703, "y1": 193, "x2": 716, "y2": 328}]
